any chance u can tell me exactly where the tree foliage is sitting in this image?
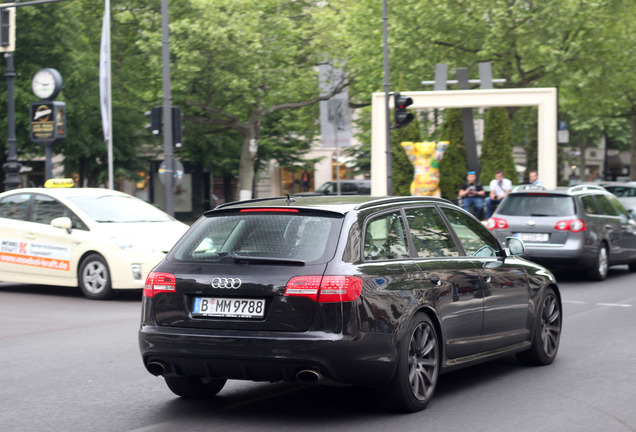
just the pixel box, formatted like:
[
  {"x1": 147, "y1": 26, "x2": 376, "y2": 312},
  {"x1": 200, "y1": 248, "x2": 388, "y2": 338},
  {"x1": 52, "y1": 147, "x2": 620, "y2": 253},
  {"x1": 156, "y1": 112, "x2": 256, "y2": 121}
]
[
  {"x1": 439, "y1": 109, "x2": 467, "y2": 200},
  {"x1": 480, "y1": 107, "x2": 517, "y2": 186}
]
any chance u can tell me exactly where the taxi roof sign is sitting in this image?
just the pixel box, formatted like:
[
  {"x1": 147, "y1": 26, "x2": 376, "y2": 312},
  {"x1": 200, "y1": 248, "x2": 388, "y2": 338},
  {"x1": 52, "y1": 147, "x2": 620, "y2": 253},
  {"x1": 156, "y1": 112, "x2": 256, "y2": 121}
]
[{"x1": 44, "y1": 178, "x2": 75, "y2": 188}]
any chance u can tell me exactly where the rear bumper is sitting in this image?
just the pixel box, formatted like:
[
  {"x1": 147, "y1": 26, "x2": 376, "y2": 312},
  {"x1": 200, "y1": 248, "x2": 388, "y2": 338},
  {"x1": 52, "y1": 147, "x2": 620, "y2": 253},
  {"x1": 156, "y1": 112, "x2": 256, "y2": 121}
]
[
  {"x1": 138, "y1": 325, "x2": 399, "y2": 388},
  {"x1": 521, "y1": 242, "x2": 596, "y2": 268},
  {"x1": 493, "y1": 231, "x2": 594, "y2": 266}
]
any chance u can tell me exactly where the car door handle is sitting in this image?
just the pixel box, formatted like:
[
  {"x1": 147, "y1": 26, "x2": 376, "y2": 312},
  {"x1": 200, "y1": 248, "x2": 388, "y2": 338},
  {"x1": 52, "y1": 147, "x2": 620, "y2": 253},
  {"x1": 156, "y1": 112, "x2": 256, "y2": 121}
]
[
  {"x1": 26, "y1": 232, "x2": 36, "y2": 239},
  {"x1": 482, "y1": 272, "x2": 492, "y2": 283},
  {"x1": 428, "y1": 274, "x2": 441, "y2": 285}
]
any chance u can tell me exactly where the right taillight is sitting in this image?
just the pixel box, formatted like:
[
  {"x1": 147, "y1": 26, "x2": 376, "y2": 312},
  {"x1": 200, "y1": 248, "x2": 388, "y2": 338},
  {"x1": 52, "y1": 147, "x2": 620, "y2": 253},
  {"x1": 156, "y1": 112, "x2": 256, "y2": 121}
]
[
  {"x1": 284, "y1": 276, "x2": 363, "y2": 303},
  {"x1": 487, "y1": 217, "x2": 509, "y2": 230},
  {"x1": 143, "y1": 271, "x2": 176, "y2": 297},
  {"x1": 555, "y1": 219, "x2": 586, "y2": 232}
]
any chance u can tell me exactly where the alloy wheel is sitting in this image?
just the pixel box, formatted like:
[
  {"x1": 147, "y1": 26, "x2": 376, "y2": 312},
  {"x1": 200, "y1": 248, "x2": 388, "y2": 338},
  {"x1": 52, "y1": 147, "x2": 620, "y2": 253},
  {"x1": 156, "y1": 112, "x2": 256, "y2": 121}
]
[
  {"x1": 82, "y1": 261, "x2": 108, "y2": 294},
  {"x1": 407, "y1": 321, "x2": 439, "y2": 401},
  {"x1": 540, "y1": 293, "x2": 561, "y2": 358}
]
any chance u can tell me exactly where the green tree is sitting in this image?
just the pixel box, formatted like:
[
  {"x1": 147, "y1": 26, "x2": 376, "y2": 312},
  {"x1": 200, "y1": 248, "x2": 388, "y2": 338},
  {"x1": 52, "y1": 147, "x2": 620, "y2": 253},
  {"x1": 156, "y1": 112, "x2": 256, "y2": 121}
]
[
  {"x1": 480, "y1": 107, "x2": 517, "y2": 186},
  {"x1": 439, "y1": 109, "x2": 467, "y2": 201},
  {"x1": 391, "y1": 116, "x2": 419, "y2": 196},
  {"x1": 157, "y1": 0, "x2": 351, "y2": 200}
]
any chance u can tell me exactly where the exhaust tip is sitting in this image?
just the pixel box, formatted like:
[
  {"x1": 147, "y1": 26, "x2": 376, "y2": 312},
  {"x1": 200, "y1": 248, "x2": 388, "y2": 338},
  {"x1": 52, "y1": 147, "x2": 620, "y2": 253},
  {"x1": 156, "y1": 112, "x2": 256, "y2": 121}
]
[
  {"x1": 146, "y1": 361, "x2": 168, "y2": 376},
  {"x1": 296, "y1": 369, "x2": 322, "y2": 383}
]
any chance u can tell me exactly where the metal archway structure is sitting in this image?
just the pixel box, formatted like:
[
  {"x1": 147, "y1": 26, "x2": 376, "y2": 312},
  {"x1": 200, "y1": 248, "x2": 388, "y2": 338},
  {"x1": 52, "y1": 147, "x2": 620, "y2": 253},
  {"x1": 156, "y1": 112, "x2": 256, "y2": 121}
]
[{"x1": 371, "y1": 88, "x2": 558, "y2": 195}]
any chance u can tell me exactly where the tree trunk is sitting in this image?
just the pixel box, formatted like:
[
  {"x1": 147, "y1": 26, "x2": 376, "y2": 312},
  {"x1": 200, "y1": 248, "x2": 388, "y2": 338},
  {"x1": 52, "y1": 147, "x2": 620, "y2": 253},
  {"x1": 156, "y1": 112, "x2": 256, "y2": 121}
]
[
  {"x1": 578, "y1": 136, "x2": 587, "y2": 182},
  {"x1": 235, "y1": 117, "x2": 260, "y2": 201},
  {"x1": 631, "y1": 114, "x2": 636, "y2": 181}
]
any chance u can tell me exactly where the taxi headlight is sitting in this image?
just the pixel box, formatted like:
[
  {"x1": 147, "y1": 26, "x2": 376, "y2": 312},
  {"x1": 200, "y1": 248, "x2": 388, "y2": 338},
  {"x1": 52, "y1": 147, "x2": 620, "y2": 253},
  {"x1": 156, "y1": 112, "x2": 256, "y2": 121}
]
[{"x1": 111, "y1": 236, "x2": 156, "y2": 254}]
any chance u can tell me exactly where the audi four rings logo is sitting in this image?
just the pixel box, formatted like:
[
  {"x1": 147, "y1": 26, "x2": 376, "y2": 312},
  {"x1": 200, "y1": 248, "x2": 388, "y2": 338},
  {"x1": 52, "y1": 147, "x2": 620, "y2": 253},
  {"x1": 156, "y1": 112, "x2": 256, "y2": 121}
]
[{"x1": 211, "y1": 277, "x2": 242, "y2": 289}]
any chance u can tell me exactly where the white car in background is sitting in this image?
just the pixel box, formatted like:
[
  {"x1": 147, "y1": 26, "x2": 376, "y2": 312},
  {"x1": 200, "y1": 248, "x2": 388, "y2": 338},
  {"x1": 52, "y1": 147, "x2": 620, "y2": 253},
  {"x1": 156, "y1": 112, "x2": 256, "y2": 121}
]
[
  {"x1": 599, "y1": 181, "x2": 636, "y2": 215},
  {"x1": 0, "y1": 182, "x2": 189, "y2": 299}
]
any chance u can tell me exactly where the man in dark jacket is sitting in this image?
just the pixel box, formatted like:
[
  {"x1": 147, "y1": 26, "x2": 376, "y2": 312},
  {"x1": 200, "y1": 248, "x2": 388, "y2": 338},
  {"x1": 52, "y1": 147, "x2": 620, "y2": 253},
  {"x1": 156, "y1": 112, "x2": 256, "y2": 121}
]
[{"x1": 458, "y1": 171, "x2": 485, "y2": 219}]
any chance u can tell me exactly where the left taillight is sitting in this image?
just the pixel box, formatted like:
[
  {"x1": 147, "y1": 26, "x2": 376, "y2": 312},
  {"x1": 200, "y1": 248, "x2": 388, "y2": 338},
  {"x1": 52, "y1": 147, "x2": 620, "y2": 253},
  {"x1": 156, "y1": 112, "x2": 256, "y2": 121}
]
[
  {"x1": 487, "y1": 217, "x2": 509, "y2": 230},
  {"x1": 143, "y1": 271, "x2": 176, "y2": 297},
  {"x1": 284, "y1": 276, "x2": 363, "y2": 303},
  {"x1": 555, "y1": 219, "x2": 586, "y2": 232}
]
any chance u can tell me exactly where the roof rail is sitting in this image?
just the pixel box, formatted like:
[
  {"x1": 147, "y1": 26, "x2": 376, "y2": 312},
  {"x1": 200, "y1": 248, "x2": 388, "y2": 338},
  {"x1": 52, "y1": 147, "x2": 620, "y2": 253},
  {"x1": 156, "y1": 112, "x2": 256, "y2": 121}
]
[
  {"x1": 512, "y1": 184, "x2": 545, "y2": 192},
  {"x1": 567, "y1": 184, "x2": 606, "y2": 194}
]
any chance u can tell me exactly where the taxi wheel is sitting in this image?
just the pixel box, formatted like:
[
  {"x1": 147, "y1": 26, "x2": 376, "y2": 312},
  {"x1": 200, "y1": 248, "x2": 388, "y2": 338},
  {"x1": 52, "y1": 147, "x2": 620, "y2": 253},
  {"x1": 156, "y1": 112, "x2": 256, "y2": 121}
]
[{"x1": 78, "y1": 254, "x2": 113, "y2": 300}]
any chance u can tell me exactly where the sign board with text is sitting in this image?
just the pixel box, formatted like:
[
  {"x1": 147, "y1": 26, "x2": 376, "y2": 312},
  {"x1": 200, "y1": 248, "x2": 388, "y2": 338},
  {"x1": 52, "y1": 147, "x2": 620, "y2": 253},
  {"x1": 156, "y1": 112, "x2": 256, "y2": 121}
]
[{"x1": 30, "y1": 101, "x2": 66, "y2": 144}]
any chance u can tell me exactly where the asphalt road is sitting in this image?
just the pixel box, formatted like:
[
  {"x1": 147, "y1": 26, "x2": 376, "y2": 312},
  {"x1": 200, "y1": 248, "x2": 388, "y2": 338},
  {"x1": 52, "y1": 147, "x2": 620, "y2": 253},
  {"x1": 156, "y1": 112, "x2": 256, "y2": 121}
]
[{"x1": 2, "y1": 266, "x2": 636, "y2": 432}]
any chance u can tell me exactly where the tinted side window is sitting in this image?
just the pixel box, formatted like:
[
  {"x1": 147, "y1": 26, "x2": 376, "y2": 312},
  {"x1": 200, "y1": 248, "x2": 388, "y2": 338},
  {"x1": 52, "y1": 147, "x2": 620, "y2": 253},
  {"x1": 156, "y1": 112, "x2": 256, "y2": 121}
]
[
  {"x1": 32, "y1": 194, "x2": 88, "y2": 230},
  {"x1": 341, "y1": 183, "x2": 356, "y2": 193},
  {"x1": 595, "y1": 195, "x2": 620, "y2": 216},
  {"x1": 607, "y1": 195, "x2": 629, "y2": 218},
  {"x1": 0, "y1": 193, "x2": 30, "y2": 220},
  {"x1": 442, "y1": 208, "x2": 499, "y2": 257},
  {"x1": 32, "y1": 194, "x2": 68, "y2": 224},
  {"x1": 364, "y1": 211, "x2": 409, "y2": 261},
  {"x1": 404, "y1": 207, "x2": 459, "y2": 258},
  {"x1": 580, "y1": 195, "x2": 601, "y2": 214}
]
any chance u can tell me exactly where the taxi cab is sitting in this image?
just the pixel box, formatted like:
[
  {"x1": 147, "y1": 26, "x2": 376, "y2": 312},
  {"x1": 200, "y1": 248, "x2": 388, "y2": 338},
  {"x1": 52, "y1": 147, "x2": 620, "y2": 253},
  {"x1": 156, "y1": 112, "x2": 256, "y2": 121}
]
[{"x1": 0, "y1": 179, "x2": 189, "y2": 299}]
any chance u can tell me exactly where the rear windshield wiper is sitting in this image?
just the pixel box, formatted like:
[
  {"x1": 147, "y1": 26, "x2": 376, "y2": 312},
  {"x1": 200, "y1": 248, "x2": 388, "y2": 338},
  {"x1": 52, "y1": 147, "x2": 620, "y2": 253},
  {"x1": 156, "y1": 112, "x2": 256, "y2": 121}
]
[{"x1": 232, "y1": 254, "x2": 306, "y2": 266}]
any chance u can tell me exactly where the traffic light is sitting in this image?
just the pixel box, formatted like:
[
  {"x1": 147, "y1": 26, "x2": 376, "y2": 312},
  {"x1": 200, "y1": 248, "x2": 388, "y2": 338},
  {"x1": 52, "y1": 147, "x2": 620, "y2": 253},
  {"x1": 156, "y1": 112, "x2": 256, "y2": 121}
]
[
  {"x1": 172, "y1": 106, "x2": 182, "y2": 148},
  {"x1": 393, "y1": 93, "x2": 414, "y2": 129},
  {"x1": 144, "y1": 106, "x2": 162, "y2": 135},
  {"x1": 144, "y1": 106, "x2": 183, "y2": 148},
  {"x1": 0, "y1": 6, "x2": 15, "y2": 53}
]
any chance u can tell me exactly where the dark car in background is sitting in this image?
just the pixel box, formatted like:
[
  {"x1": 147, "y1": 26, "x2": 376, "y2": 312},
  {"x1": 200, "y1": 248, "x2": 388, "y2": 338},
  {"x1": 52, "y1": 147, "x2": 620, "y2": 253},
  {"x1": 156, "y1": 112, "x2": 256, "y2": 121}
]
[
  {"x1": 139, "y1": 195, "x2": 561, "y2": 412},
  {"x1": 488, "y1": 184, "x2": 636, "y2": 280},
  {"x1": 310, "y1": 179, "x2": 371, "y2": 195}
]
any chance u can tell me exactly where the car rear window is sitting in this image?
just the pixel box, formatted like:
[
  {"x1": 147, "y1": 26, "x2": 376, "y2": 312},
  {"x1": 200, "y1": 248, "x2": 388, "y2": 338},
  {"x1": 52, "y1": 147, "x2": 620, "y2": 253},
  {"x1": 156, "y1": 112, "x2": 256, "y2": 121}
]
[
  {"x1": 497, "y1": 194, "x2": 575, "y2": 217},
  {"x1": 172, "y1": 210, "x2": 343, "y2": 264}
]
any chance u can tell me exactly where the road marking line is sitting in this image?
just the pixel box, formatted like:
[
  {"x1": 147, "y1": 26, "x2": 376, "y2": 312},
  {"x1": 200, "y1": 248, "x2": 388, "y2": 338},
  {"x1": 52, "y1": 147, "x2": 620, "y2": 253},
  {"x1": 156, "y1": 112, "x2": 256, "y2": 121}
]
[{"x1": 596, "y1": 303, "x2": 632, "y2": 308}]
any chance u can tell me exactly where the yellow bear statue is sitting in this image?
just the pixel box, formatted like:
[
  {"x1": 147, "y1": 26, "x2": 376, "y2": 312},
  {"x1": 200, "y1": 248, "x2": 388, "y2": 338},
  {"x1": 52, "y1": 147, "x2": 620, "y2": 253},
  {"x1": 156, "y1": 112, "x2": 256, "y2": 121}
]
[{"x1": 400, "y1": 141, "x2": 449, "y2": 197}]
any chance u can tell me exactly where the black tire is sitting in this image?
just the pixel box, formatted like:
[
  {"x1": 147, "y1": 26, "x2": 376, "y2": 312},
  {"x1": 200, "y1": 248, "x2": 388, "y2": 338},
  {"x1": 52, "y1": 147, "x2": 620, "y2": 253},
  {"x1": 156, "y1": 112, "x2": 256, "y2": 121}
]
[
  {"x1": 517, "y1": 287, "x2": 561, "y2": 366},
  {"x1": 384, "y1": 313, "x2": 440, "y2": 412},
  {"x1": 587, "y1": 243, "x2": 608, "y2": 281},
  {"x1": 164, "y1": 376, "x2": 227, "y2": 399},
  {"x1": 78, "y1": 254, "x2": 113, "y2": 300}
]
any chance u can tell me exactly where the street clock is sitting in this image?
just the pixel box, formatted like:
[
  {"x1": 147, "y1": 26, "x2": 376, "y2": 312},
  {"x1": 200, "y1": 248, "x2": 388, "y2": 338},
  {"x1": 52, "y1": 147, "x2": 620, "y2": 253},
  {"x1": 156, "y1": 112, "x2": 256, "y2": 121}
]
[{"x1": 32, "y1": 68, "x2": 63, "y2": 100}]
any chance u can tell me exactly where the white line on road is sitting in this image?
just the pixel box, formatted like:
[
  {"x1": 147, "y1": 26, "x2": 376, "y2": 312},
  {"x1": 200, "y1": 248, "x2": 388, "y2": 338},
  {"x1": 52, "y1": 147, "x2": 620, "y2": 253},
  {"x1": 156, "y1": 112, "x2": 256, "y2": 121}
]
[
  {"x1": 596, "y1": 303, "x2": 632, "y2": 308},
  {"x1": 563, "y1": 300, "x2": 632, "y2": 307}
]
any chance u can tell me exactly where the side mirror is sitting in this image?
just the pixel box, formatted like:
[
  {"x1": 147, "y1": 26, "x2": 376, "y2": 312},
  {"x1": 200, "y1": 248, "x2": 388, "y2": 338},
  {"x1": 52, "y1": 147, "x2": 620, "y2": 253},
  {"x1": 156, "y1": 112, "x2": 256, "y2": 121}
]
[
  {"x1": 504, "y1": 237, "x2": 525, "y2": 256},
  {"x1": 51, "y1": 216, "x2": 72, "y2": 233}
]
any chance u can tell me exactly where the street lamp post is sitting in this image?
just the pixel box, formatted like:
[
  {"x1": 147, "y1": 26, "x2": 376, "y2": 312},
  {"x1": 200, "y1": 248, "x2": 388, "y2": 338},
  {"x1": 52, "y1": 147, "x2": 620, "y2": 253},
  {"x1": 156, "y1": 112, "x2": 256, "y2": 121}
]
[
  {"x1": 3, "y1": 51, "x2": 20, "y2": 190},
  {"x1": 2, "y1": 0, "x2": 68, "y2": 190}
]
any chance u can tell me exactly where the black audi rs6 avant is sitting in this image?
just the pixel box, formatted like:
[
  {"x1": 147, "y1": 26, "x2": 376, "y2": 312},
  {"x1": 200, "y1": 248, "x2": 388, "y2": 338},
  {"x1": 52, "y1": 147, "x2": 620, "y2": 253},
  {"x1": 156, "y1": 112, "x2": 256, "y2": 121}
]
[{"x1": 139, "y1": 195, "x2": 562, "y2": 412}]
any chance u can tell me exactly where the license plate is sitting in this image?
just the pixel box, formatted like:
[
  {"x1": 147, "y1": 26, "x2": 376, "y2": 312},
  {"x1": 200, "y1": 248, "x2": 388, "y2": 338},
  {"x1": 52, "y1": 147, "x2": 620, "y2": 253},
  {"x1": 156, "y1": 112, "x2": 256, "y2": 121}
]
[
  {"x1": 193, "y1": 297, "x2": 265, "y2": 318},
  {"x1": 516, "y1": 232, "x2": 549, "y2": 242}
]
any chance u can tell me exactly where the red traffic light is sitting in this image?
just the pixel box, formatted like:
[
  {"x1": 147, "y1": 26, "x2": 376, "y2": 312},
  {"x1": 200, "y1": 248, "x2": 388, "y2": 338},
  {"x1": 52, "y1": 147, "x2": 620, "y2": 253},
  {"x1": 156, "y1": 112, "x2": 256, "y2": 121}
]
[{"x1": 393, "y1": 93, "x2": 414, "y2": 129}]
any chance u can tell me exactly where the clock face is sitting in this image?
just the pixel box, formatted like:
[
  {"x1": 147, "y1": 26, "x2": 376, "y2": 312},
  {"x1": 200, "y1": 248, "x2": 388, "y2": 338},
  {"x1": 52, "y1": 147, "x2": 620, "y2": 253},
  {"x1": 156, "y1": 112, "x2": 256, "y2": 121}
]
[{"x1": 32, "y1": 68, "x2": 62, "y2": 100}]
